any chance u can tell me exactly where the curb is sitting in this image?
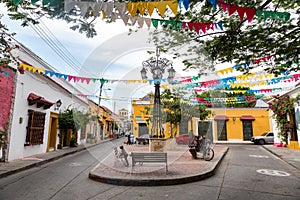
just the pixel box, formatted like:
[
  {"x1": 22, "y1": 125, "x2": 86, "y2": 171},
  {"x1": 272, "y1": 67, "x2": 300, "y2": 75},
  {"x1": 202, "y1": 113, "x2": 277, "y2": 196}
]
[
  {"x1": 0, "y1": 147, "x2": 87, "y2": 179},
  {"x1": 262, "y1": 145, "x2": 299, "y2": 170},
  {"x1": 89, "y1": 147, "x2": 229, "y2": 186},
  {"x1": 0, "y1": 139, "x2": 112, "y2": 179}
]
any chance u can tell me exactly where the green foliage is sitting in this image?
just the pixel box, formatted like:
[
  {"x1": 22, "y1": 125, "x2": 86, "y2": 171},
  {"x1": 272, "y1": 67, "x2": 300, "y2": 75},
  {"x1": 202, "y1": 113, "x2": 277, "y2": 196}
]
[
  {"x1": 58, "y1": 108, "x2": 92, "y2": 147},
  {"x1": 0, "y1": 16, "x2": 19, "y2": 68},
  {"x1": 0, "y1": 129, "x2": 7, "y2": 148},
  {"x1": 73, "y1": 110, "x2": 92, "y2": 130},
  {"x1": 269, "y1": 95, "x2": 295, "y2": 142},
  {"x1": 58, "y1": 109, "x2": 75, "y2": 131},
  {"x1": 2, "y1": 0, "x2": 97, "y2": 38},
  {"x1": 161, "y1": 89, "x2": 182, "y2": 126},
  {"x1": 70, "y1": 136, "x2": 77, "y2": 147},
  {"x1": 2, "y1": 0, "x2": 299, "y2": 74},
  {"x1": 151, "y1": 0, "x2": 300, "y2": 75}
]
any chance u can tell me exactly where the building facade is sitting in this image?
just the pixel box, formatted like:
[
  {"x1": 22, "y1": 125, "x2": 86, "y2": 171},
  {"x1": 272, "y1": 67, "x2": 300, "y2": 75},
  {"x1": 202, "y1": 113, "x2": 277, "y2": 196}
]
[
  {"x1": 197, "y1": 108, "x2": 271, "y2": 143},
  {"x1": 131, "y1": 95, "x2": 271, "y2": 143},
  {"x1": 0, "y1": 43, "x2": 89, "y2": 161}
]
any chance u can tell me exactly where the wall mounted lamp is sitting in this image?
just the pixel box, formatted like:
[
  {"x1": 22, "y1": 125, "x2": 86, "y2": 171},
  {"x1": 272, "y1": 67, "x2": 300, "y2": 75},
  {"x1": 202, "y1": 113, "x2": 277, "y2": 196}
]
[
  {"x1": 54, "y1": 99, "x2": 62, "y2": 111},
  {"x1": 233, "y1": 117, "x2": 236, "y2": 121}
]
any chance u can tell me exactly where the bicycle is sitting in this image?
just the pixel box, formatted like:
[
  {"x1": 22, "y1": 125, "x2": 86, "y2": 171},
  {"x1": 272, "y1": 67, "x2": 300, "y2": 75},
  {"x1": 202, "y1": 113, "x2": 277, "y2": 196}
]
[
  {"x1": 113, "y1": 146, "x2": 129, "y2": 167},
  {"x1": 189, "y1": 135, "x2": 214, "y2": 161}
]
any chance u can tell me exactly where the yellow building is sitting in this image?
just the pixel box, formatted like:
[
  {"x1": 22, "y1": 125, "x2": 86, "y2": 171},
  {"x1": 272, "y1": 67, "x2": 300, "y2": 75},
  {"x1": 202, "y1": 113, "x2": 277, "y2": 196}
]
[
  {"x1": 87, "y1": 100, "x2": 114, "y2": 140},
  {"x1": 199, "y1": 108, "x2": 271, "y2": 143},
  {"x1": 132, "y1": 99, "x2": 151, "y2": 137},
  {"x1": 132, "y1": 96, "x2": 271, "y2": 143}
]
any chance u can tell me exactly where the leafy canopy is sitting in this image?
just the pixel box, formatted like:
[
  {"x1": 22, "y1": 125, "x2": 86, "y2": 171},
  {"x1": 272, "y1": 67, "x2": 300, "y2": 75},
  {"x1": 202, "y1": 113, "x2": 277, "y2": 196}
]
[
  {"x1": 1, "y1": 0, "x2": 299, "y2": 75},
  {"x1": 151, "y1": 0, "x2": 299, "y2": 75}
]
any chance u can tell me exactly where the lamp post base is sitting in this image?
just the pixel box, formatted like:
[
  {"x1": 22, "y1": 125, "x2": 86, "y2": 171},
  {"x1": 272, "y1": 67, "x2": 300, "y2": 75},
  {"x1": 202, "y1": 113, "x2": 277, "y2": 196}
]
[{"x1": 149, "y1": 138, "x2": 166, "y2": 152}]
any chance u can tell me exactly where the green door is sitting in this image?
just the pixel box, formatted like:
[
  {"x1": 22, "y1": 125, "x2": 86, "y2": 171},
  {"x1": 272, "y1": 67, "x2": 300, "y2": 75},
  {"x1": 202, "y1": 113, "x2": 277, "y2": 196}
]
[{"x1": 242, "y1": 121, "x2": 253, "y2": 140}]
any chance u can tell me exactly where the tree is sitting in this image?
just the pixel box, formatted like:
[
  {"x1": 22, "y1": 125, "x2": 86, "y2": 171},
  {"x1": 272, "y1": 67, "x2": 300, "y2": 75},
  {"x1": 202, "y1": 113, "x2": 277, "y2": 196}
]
[
  {"x1": 1, "y1": 0, "x2": 98, "y2": 38},
  {"x1": 268, "y1": 95, "x2": 295, "y2": 143},
  {"x1": 58, "y1": 108, "x2": 75, "y2": 148},
  {"x1": 58, "y1": 108, "x2": 92, "y2": 148},
  {"x1": 2, "y1": 0, "x2": 298, "y2": 75},
  {"x1": 161, "y1": 89, "x2": 182, "y2": 137},
  {"x1": 151, "y1": 0, "x2": 300, "y2": 75},
  {"x1": 0, "y1": 16, "x2": 19, "y2": 70}
]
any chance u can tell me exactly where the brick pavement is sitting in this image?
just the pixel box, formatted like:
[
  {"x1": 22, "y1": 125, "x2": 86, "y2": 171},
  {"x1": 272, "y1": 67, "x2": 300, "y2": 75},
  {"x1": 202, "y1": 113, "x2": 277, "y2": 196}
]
[{"x1": 89, "y1": 144, "x2": 229, "y2": 186}]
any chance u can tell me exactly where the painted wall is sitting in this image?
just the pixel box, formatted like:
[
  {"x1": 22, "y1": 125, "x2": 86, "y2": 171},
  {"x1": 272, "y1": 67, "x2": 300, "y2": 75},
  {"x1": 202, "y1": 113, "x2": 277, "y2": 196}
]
[
  {"x1": 212, "y1": 108, "x2": 270, "y2": 142},
  {"x1": 0, "y1": 67, "x2": 15, "y2": 130},
  {"x1": 7, "y1": 47, "x2": 88, "y2": 161},
  {"x1": 132, "y1": 99, "x2": 151, "y2": 137}
]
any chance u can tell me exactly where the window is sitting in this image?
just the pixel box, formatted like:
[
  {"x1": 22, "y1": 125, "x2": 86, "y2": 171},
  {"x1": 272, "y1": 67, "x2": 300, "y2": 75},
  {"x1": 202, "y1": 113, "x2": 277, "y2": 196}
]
[
  {"x1": 267, "y1": 132, "x2": 274, "y2": 137},
  {"x1": 25, "y1": 110, "x2": 46, "y2": 145}
]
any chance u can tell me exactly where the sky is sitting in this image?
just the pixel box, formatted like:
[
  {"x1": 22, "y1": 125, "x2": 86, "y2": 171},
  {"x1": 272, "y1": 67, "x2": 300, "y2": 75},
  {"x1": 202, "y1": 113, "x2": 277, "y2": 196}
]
[{"x1": 1, "y1": 3, "x2": 200, "y2": 112}]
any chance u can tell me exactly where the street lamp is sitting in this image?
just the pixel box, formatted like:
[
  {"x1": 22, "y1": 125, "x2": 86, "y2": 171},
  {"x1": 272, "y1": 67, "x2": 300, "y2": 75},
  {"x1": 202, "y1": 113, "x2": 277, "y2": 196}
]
[{"x1": 140, "y1": 48, "x2": 175, "y2": 138}]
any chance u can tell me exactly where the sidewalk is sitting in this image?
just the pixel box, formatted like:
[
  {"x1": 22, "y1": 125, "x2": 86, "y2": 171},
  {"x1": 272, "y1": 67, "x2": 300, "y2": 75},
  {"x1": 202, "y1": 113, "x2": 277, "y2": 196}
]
[
  {"x1": 262, "y1": 144, "x2": 300, "y2": 170},
  {"x1": 0, "y1": 141, "x2": 104, "y2": 178}
]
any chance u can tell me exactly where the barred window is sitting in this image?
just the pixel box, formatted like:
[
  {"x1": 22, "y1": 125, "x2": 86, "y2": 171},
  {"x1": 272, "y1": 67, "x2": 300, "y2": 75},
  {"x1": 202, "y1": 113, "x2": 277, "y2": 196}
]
[{"x1": 25, "y1": 110, "x2": 46, "y2": 146}]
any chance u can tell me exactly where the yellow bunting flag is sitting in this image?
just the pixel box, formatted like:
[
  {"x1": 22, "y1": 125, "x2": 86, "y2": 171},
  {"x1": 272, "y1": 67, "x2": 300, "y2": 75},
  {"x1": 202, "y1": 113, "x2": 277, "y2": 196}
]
[{"x1": 156, "y1": 1, "x2": 168, "y2": 17}]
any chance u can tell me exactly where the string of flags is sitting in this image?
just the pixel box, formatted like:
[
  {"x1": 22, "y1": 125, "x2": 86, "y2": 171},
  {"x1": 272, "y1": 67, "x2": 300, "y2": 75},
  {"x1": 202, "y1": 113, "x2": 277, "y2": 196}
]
[
  {"x1": 71, "y1": 92, "x2": 260, "y2": 105},
  {"x1": 216, "y1": 55, "x2": 277, "y2": 75},
  {"x1": 209, "y1": 0, "x2": 290, "y2": 22},
  {"x1": 18, "y1": 61, "x2": 300, "y2": 92},
  {"x1": 12, "y1": 0, "x2": 291, "y2": 33}
]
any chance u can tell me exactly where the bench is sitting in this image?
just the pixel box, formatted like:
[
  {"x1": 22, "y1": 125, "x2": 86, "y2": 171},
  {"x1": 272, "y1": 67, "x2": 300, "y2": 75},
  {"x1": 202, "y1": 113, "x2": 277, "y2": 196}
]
[{"x1": 131, "y1": 152, "x2": 168, "y2": 174}]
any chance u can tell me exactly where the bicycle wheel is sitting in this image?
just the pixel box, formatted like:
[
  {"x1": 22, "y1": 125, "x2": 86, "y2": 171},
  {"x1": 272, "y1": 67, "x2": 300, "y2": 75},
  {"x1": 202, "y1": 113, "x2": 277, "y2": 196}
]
[
  {"x1": 203, "y1": 148, "x2": 214, "y2": 161},
  {"x1": 121, "y1": 157, "x2": 129, "y2": 167}
]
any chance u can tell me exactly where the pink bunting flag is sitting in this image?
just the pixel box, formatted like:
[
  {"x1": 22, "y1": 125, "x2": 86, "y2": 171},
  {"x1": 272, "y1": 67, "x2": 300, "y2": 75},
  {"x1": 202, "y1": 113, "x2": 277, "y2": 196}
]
[
  {"x1": 68, "y1": 75, "x2": 76, "y2": 82},
  {"x1": 187, "y1": 22, "x2": 194, "y2": 32},
  {"x1": 218, "y1": 0, "x2": 255, "y2": 23},
  {"x1": 219, "y1": 1, "x2": 230, "y2": 12},
  {"x1": 244, "y1": 8, "x2": 256, "y2": 22}
]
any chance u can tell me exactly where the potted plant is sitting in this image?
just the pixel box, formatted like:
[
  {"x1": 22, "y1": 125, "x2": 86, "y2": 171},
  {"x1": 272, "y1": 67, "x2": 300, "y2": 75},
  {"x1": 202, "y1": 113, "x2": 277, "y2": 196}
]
[
  {"x1": 86, "y1": 133, "x2": 92, "y2": 143},
  {"x1": 0, "y1": 129, "x2": 7, "y2": 162},
  {"x1": 70, "y1": 136, "x2": 77, "y2": 147}
]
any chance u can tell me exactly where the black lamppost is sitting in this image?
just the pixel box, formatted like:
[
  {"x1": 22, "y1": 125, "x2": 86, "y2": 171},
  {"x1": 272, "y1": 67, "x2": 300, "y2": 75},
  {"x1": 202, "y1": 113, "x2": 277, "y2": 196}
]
[{"x1": 140, "y1": 48, "x2": 175, "y2": 138}]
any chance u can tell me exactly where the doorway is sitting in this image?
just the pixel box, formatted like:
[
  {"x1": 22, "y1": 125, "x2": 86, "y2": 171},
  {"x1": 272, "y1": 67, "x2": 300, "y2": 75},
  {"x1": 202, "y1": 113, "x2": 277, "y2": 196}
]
[
  {"x1": 138, "y1": 123, "x2": 149, "y2": 136},
  {"x1": 242, "y1": 121, "x2": 253, "y2": 140},
  {"x1": 217, "y1": 120, "x2": 227, "y2": 141},
  {"x1": 198, "y1": 120, "x2": 213, "y2": 141},
  {"x1": 47, "y1": 112, "x2": 58, "y2": 152}
]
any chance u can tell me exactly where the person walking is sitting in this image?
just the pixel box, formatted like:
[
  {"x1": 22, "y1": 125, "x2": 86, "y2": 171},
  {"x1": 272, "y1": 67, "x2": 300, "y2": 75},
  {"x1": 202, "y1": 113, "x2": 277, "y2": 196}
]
[{"x1": 127, "y1": 133, "x2": 131, "y2": 145}]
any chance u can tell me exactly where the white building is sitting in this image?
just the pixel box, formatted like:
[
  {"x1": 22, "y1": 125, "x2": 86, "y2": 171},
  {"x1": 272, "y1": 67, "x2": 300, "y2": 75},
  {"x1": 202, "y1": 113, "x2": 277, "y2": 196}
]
[
  {"x1": 269, "y1": 83, "x2": 300, "y2": 149},
  {"x1": 0, "y1": 43, "x2": 89, "y2": 161}
]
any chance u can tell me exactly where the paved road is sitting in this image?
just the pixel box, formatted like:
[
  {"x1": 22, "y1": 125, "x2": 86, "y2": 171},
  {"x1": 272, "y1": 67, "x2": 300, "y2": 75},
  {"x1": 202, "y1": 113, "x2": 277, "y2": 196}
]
[{"x1": 0, "y1": 143, "x2": 299, "y2": 200}]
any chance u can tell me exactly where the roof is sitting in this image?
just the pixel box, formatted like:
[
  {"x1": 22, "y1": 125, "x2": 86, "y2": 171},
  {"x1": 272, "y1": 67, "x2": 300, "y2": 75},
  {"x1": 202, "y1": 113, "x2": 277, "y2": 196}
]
[
  {"x1": 240, "y1": 115, "x2": 255, "y2": 121},
  {"x1": 254, "y1": 99, "x2": 269, "y2": 108},
  {"x1": 27, "y1": 93, "x2": 54, "y2": 109},
  {"x1": 214, "y1": 115, "x2": 229, "y2": 121}
]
